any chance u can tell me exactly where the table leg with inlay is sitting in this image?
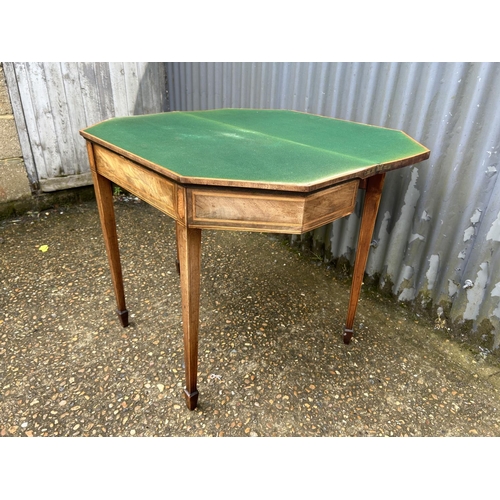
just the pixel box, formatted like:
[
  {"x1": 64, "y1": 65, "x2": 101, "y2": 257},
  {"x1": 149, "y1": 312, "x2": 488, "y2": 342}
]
[
  {"x1": 88, "y1": 144, "x2": 129, "y2": 328},
  {"x1": 343, "y1": 173, "x2": 386, "y2": 344},
  {"x1": 176, "y1": 222, "x2": 202, "y2": 410}
]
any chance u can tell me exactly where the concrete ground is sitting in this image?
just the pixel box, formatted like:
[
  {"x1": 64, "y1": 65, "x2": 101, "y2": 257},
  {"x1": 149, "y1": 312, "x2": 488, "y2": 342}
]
[{"x1": 1, "y1": 195, "x2": 500, "y2": 437}]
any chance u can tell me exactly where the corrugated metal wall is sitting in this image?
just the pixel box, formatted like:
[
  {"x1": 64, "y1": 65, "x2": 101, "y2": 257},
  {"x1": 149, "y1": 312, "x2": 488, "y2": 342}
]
[
  {"x1": 167, "y1": 62, "x2": 500, "y2": 348},
  {"x1": 4, "y1": 62, "x2": 168, "y2": 192}
]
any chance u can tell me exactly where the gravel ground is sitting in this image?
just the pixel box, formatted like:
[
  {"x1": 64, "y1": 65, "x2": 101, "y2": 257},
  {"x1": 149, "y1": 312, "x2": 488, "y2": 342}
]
[{"x1": 1, "y1": 197, "x2": 500, "y2": 437}]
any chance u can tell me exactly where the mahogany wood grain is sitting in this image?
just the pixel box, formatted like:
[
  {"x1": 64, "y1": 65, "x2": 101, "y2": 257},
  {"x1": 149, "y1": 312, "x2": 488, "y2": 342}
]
[
  {"x1": 87, "y1": 142, "x2": 129, "y2": 327},
  {"x1": 93, "y1": 144, "x2": 182, "y2": 223},
  {"x1": 343, "y1": 173, "x2": 386, "y2": 344},
  {"x1": 176, "y1": 222, "x2": 202, "y2": 410},
  {"x1": 188, "y1": 187, "x2": 303, "y2": 233},
  {"x1": 187, "y1": 180, "x2": 358, "y2": 234},
  {"x1": 301, "y1": 180, "x2": 358, "y2": 232}
]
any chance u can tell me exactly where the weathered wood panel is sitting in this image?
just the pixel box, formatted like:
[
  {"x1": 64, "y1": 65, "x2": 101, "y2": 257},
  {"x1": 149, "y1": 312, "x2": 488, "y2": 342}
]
[
  {"x1": 4, "y1": 62, "x2": 168, "y2": 193},
  {"x1": 45, "y1": 64, "x2": 79, "y2": 177},
  {"x1": 2, "y1": 62, "x2": 38, "y2": 191},
  {"x1": 11, "y1": 63, "x2": 49, "y2": 186},
  {"x1": 59, "y1": 62, "x2": 91, "y2": 173},
  {"x1": 108, "y1": 63, "x2": 130, "y2": 116}
]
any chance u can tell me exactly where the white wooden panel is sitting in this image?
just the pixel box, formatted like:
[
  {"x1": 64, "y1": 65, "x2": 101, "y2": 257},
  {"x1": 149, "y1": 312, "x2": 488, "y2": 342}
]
[
  {"x1": 123, "y1": 62, "x2": 140, "y2": 115},
  {"x1": 13, "y1": 63, "x2": 47, "y2": 182},
  {"x1": 108, "y1": 62, "x2": 129, "y2": 117},
  {"x1": 95, "y1": 63, "x2": 115, "y2": 120},
  {"x1": 44, "y1": 63, "x2": 79, "y2": 176},
  {"x1": 27, "y1": 63, "x2": 63, "y2": 180},
  {"x1": 6, "y1": 62, "x2": 168, "y2": 192},
  {"x1": 59, "y1": 62, "x2": 91, "y2": 171},
  {"x1": 78, "y1": 62, "x2": 103, "y2": 127},
  {"x1": 138, "y1": 62, "x2": 154, "y2": 114},
  {"x1": 3, "y1": 62, "x2": 38, "y2": 191}
]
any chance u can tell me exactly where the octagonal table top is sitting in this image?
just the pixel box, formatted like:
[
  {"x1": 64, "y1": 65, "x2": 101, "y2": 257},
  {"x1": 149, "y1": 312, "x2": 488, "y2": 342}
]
[{"x1": 81, "y1": 109, "x2": 430, "y2": 192}]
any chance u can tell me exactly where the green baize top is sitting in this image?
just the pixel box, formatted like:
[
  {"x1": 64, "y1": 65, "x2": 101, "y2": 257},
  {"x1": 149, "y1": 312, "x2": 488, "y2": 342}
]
[{"x1": 82, "y1": 109, "x2": 428, "y2": 186}]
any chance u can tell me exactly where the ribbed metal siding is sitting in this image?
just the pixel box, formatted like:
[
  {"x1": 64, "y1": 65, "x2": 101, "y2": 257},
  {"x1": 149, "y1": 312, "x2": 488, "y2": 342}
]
[{"x1": 167, "y1": 62, "x2": 500, "y2": 348}]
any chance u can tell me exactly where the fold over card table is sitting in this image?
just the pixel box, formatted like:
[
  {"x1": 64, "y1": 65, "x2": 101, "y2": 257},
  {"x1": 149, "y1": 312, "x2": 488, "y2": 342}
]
[{"x1": 81, "y1": 109, "x2": 429, "y2": 410}]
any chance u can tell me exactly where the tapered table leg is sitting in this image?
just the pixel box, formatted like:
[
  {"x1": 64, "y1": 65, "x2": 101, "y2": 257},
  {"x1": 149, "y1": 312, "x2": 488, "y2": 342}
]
[
  {"x1": 343, "y1": 173, "x2": 386, "y2": 344},
  {"x1": 89, "y1": 157, "x2": 129, "y2": 327},
  {"x1": 176, "y1": 222, "x2": 202, "y2": 410},
  {"x1": 175, "y1": 237, "x2": 180, "y2": 275}
]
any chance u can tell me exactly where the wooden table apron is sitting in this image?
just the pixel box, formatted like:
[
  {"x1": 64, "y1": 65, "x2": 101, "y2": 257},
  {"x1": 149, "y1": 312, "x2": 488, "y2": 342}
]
[{"x1": 81, "y1": 111, "x2": 429, "y2": 410}]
